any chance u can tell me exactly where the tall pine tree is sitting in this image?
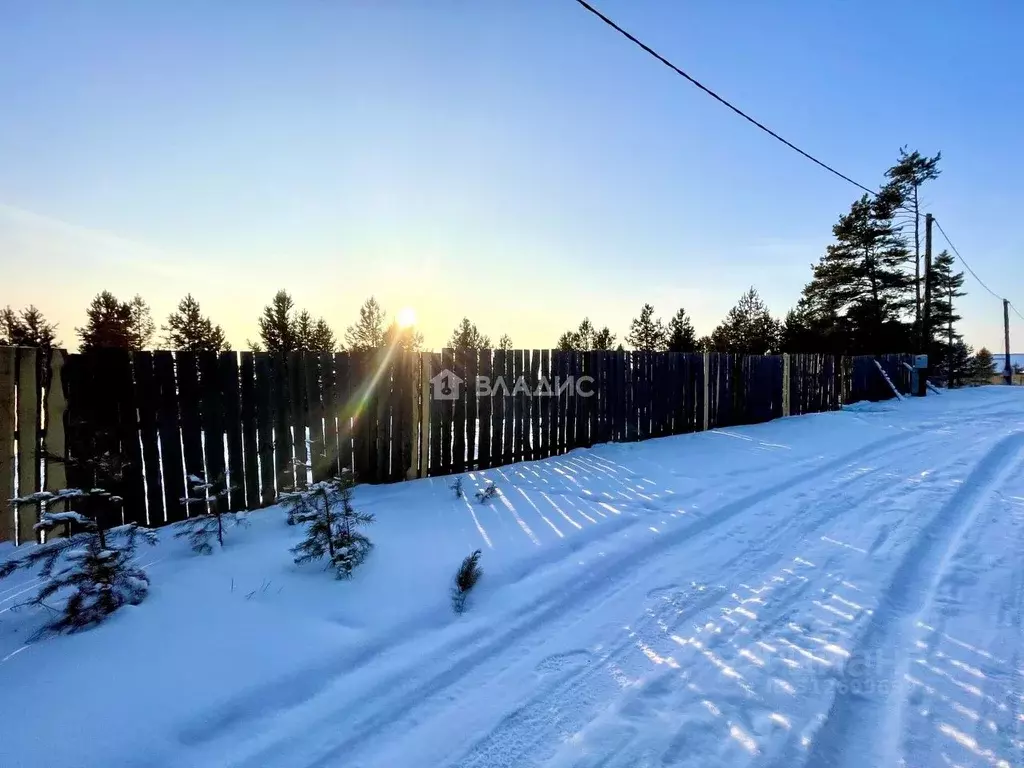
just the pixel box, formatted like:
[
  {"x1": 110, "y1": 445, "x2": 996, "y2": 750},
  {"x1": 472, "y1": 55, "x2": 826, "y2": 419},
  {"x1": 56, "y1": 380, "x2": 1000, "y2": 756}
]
[
  {"x1": 448, "y1": 318, "x2": 490, "y2": 350},
  {"x1": 345, "y1": 297, "x2": 388, "y2": 350},
  {"x1": 257, "y1": 290, "x2": 298, "y2": 353},
  {"x1": 556, "y1": 318, "x2": 616, "y2": 351},
  {"x1": 253, "y1": 291, "x2": 336, "y2": 352},
  {"x1": 799, "y1": 194, "x2": 913, "y2": 353},
  {"x1": 710, "y1": 288, "x2": 781, "y2": 354},
  {"x1": 665, "y1": 308, "x2": 697, "y2": 352},
  {"x1": 884, "y1": 147, "x2": 942, "y2": 330},
  {"x1": 77, "y1": 292, "x2": 153, "y2": 351},
  {"x1": 162, "y1": 294, "x2": 228, "y2": 352},
  {"x1": 384, "y1": 321, "x2": 423, "y2": 351},
  {"x1": 625, "y1": 304, "x2": 665, "y2": 351},
  {"x1": 929, "y1": 249, "x2": 966, "y2": 383},
  {"x1": 0, "y1": 305, "x2": 59, "y2": 349}
]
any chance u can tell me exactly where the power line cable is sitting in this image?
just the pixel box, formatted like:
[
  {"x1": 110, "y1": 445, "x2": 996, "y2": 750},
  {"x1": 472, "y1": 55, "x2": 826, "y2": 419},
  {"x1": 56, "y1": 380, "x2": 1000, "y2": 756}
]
[
  {"x1": 572, "y1": 0, "x2": 877, "y2": 196},
  {"x1": 574, "y1": 0, "x2": 1020, "y2": 314},
  {"x1": 932, "y1": 218, "x2": 1004, "y2": 301}
]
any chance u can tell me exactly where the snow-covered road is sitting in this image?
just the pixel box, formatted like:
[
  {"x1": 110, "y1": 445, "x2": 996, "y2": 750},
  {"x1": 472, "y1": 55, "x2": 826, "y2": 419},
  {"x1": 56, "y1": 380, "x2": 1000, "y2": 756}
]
[{"x1": 2, "y1": 388, "x2": 1022, "y2": 768}]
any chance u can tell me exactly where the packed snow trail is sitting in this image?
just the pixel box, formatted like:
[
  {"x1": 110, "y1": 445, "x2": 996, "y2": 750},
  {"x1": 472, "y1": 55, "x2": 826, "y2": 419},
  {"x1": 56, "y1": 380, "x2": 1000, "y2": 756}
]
[{"x1": 1, "y1": 388, "x2": 1022, "y2": 768}]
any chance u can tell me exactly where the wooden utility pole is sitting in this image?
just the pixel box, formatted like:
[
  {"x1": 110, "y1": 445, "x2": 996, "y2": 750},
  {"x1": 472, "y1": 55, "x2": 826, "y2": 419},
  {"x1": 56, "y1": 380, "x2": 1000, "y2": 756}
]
[
  {"x1": 947, "y1": 282, "x2": 954, "y2": 388},
  {"x1": 1004, "y1": 298, "x2": 1012, "y2": 385},
  {"x1": 919, "y1": 213, "x2": 934, "y2": 396}
]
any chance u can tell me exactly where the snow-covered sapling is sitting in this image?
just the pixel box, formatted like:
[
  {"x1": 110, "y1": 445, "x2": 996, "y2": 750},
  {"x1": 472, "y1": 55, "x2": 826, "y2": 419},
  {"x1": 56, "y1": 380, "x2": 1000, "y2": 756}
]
[
  {"x1": 451, "y1": 549, "x2": 483, "y2": 614},
  {"x1": 174, "y1": 471, "x2": 245, "y2": 554},
  {"x1": 280, "y1": 472, "x2": 374, "y2": 579},
  {"x1": 475, "y1": 481, "x2": 498, "y2": 504},
  {"x1": 450, "y1": 477, "x2": 464, "y2": 498},
  {"x1": 1, "y1": 481, "x2": 156, "y2": 637},
  {"x1": 283, "y1": 458, "x2": 314, "y2": 523}
]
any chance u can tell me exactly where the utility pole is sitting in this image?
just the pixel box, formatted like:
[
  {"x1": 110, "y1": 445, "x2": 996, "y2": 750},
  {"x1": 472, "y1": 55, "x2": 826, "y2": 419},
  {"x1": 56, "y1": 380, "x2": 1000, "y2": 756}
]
[
  {"x1": 1004, "y1": 298, "x2": 1012, "y2": 385},
  {"x1": 947, "y1": 282, "x2": 954, "y2": 388},
  {"x1": 919, "y1": 213, "x2": 933, "y2": 396}
]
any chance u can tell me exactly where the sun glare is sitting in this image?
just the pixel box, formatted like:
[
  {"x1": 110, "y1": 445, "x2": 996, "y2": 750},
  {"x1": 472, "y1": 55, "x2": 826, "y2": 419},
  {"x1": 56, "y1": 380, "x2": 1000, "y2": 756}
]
[{"x1": 396, "y1": 306, "x2": 417, "y2": 328}]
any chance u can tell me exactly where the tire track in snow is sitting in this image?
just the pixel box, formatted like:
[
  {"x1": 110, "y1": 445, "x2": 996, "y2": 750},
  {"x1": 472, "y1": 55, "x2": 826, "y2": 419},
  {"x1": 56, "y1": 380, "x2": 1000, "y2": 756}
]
[
  {"x1": 515, "y1": 430, "x2": 995, "y2": 768},
  {"x1": 806, "y1": 431, "x2": 1024, "y2": 768},
  {"x1": 179, "y1": 426, "x2": 927, "y2": 759},
  {"x1": 205, "y1": 430, "x2": 937, "y2": 768}
]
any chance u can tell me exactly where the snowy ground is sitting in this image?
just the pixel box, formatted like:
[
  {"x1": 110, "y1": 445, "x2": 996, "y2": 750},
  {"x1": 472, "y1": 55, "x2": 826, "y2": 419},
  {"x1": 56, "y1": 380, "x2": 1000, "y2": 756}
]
[{"x1": 2, "y1": 387, "x2": 1023, "y2": 768}]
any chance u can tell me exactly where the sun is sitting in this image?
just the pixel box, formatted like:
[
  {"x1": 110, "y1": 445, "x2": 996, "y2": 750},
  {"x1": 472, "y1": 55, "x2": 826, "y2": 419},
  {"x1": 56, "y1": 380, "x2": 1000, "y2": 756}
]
[{"x1": 396, "y1": 306, "x2": 417, "y2": 328}]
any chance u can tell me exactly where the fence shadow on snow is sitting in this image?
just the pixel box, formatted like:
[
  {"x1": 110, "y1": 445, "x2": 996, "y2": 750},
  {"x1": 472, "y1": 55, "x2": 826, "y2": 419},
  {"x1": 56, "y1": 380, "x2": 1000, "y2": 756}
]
[{"x1": 0, "y1": 346, "x2": 911, "y2": 544}]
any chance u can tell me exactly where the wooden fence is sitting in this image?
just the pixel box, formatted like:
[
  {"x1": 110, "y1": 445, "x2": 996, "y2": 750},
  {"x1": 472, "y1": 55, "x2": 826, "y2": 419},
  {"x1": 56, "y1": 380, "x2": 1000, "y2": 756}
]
[{"x1": 0, "y1": 347, "x2": 911, "y2": 544}]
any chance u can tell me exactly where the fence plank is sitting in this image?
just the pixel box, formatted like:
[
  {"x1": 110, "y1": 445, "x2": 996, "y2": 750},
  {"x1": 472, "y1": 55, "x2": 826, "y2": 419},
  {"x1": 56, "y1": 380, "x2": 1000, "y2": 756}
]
[
  {"x1": 562, "y1": 350, "x2": 572, "y2": 451},
  {"x1": 465, "y1": 348, "x2": 478, "y2": 470},
  {"x1": 288, "y1": 351, "x2": 308, "y2": 487},
  {"x1": 497, "y1": 350, "x2": 510, "y2": 464},
  {"x1": 477, "y1": 349, "x2": 492, "y2": 469},
  {"x1": 418, "y1": 353, "x2": 430, "y2": 478},
  {"x1": 529, "y1": 349, "x2": 541, "y2": 460},
  {"x1": 197, "y1": 352, "x2": 227, "y2": 511},
  {"x1": 106, "y1": 350, "x2": 144, "y2": 526},
  {"x1": 388, "y1": 352, "x2": 403, "y2": 482},
  {"x1": 373, "y1": 350, "x2": 390, "y2": 483},
  {"x1": 556, "y1": 350, "x2": 566, "y2": 453},
  {"x1": 133, "y1": 352, "x2": 164, "y2": 524},
  {"x1": 489, "y1": 350, "x2": 503, "y2": 466},
  {"x1": 424, "y1": 352, "x2": 440, "y2": 476},
  {"x1": 153, "y1": 352, "x2": 186, "y2": 522},
  {"x1": 590, "y1": 351, "x2": 601, "y2": 444},
  {"x1": 451, "y1": 348, "x2": 466, "y2": 474},
  {"x1": 575, "y1": 352, "x2": 586, "y2": 447},
  {"x1": 219, "y1": 352, "x2": 244, "y2": 511},
  {"x1": 438, "y1": 349, "x2": 452, "y2": 474},
  {"x1": 42, "y1": 349, "x2": 69, "y2": 533},
  {"x1": 511, "y1": 350, "x2": 524, "y2": 462},
  {"x1": 59, "y1": 352, "x2": 90, "y2": 535},
  {"x1": 270, "y1": 352, "x2": 293, "y2": 491},
  {"x1": 239, "y1": 352, "x2": 261, "y2": 509},
  {"x1": 537, "y1": 349, "x2": 549, "y2": 459},
  {"x1": 334, "y1": 352, "x2": 353, "y2": 478},
  {"x1": 15, "y1": 348, "x2": 41, "y2": 542},
  {"x1": 352, "y1": 350, "x2": 373, "y2": 482},
  {"x1": 304, "y1": 353, "x2": 327, "y2": 482},
  {"x1": 253, "y1": 353, "x2": 276, "y2": 504},
  {"x1": 320, "y1": 352, "x2": 337, "y2": 479},
  {"x1": 405, "y1": 351, "x2": 419, "y2": 479},
  {"x1": 175, "y1": 352, "x2": 205, "y2": 506},
  {"x1": 0, "y1": 348, "x2": 16, "y2": 541},
  {"x1": 389, "y1": 351, "x2": 406, "y2": 482}
]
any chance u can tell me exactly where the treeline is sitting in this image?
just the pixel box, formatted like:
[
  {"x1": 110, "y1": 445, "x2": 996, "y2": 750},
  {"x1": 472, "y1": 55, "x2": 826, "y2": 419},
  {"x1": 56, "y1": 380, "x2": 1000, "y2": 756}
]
[
  {"x1": 0, "y1": 290, "x2": 511, "y2": 356},
  {"x1": 0, "y1": 149, "x2": 997, "y2": 384},
  {"x1": 551, "y1": 147, "x2": 992, "y2": 385}
]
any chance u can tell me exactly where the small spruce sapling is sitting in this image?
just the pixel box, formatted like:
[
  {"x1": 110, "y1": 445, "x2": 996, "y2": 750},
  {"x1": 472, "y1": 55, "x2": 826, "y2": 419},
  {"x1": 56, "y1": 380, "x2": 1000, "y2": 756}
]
[
  {"x1": 2, "y1": 480, "x2": 156, "y2": 636},
  {"x1": 174, "y1": 472, "x2": 245, "y2": 554},
  {"x1": 451, "y1": 549, "x2": 483, "y2": 614},
  {"x1": 475, "y1": 481, "x2": 498, "y2": 504},
  {"x1": 280, "y1": 472, "x2": 374, "y2": 579},
  {"x1": 450, "y1": 477, "x2": 464, "y2": 498}
]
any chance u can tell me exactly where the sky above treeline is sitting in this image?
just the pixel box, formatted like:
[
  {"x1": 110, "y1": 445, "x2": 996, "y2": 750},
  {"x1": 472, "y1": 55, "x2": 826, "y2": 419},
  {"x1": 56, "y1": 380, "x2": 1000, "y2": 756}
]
[{"x1": 2, "y1": 1, "x2": 1022, "y2": 352}]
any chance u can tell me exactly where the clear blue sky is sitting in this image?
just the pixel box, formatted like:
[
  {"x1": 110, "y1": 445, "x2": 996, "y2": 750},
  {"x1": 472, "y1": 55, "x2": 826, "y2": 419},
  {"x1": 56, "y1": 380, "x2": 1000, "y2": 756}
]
[{"x1": 2, "y1": 0, "x2": 1022, "y2": 352}]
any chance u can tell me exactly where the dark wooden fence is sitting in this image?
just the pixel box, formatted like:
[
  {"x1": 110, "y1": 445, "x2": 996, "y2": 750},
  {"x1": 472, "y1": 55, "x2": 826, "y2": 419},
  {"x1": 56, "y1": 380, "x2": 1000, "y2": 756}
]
[{"x1": 0, "y1": 347, "x2": 911, "y2": 544}]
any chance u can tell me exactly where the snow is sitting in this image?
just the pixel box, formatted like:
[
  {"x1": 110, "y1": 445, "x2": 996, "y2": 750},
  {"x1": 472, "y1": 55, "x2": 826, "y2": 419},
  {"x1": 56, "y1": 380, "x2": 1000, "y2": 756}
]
[
  {"x1": 33, "y1": 510, "x2": 91, "y2": 531},
  {"x1": 1, "y1": 386, "x2": 1023, "y2": 768}
]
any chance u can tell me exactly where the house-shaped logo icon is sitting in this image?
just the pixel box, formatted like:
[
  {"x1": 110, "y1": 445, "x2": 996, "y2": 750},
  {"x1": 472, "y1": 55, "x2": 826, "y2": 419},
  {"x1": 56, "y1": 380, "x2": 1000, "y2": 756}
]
[{"x1": 430, "y1": 368, "x2": 464, "y2": 401}]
